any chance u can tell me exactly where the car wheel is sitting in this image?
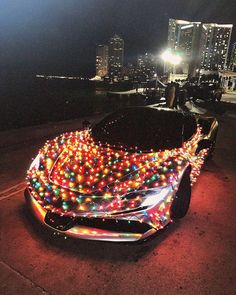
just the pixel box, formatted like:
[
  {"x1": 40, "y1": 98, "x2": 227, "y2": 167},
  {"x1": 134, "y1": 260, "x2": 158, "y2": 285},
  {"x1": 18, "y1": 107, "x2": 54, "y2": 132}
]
[
  {"x1": 207, "y1": 129, "x2": 218, "y2": 160},
  {"x1": 170, "y1": 168, "x2": 191, "y2": 219}
]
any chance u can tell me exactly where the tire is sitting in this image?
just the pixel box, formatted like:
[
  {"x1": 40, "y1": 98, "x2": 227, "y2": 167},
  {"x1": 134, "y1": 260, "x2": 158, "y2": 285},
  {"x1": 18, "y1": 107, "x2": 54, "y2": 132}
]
[
  {"x1": 207, "y1": 129, "x2": 218, "y2": 160},
  {"x1": 170, "y1": 168, "x2": 191, "y2": 219}
]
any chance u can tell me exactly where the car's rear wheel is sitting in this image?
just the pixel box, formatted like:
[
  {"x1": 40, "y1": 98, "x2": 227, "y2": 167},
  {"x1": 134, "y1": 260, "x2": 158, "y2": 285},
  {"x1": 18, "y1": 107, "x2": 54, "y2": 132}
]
[{"x1": 170, "y1": 168, "x2": 191, "y2": 219}]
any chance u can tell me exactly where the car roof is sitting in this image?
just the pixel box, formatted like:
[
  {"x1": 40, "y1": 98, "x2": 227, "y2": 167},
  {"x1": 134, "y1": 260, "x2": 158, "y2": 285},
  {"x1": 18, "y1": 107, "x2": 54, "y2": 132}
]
[{"x1": 119, "y1": 105, "x2": 195, "y2": 119}]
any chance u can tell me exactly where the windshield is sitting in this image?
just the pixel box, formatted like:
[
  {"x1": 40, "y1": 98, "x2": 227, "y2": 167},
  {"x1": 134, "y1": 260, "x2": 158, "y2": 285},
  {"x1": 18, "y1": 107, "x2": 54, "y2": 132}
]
[{"x1": 92, "y1": 107, "x2": 186, "y2": 151}]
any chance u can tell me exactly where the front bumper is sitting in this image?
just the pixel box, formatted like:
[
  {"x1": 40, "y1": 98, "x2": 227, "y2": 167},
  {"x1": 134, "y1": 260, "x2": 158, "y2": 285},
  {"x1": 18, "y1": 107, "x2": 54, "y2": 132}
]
[{"x1": 24, "y1": 188, "x2": 159, "y2": 242}]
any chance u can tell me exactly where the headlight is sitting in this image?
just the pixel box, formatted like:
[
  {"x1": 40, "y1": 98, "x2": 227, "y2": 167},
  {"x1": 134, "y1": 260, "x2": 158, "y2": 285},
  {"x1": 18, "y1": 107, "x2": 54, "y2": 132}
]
[
  {"x1": 121, "y1": 186, "x2": 173, "y2": 208},
  {"x1": 29, "y1": 154, "x2": 41, "y2": 170}
]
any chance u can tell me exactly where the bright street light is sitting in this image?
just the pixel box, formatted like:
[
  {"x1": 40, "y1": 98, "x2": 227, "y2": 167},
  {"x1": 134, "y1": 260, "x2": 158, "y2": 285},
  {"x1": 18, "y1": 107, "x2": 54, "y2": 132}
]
[
  {"x1": 161, "y1": 49, "x2": 182, "y2": 65},
  {"x1": 171, "y1": 54, "x2": 182, "y2": 65},
  {"x1": 160, "y1": 49, "x2": 182, "y2": 79},
  {"x1": 161, "y1": 49, "x2": 172, "y2": 62}
]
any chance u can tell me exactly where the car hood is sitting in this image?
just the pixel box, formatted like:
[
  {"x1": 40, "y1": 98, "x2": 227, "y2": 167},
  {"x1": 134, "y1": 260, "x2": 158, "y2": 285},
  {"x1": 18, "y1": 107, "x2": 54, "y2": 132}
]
[
  {"x1": 28, "y1": 130, "x2": 190, "y2": 216},
  {"x1": 48, "y1": 131, "x2": 180, "y2": 195}
]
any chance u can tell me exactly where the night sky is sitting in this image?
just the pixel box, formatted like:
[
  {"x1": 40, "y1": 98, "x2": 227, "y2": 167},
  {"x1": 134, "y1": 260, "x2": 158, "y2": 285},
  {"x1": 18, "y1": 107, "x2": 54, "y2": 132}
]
[{"x1": 1, "y1": 0, "x2": 236, "y2": 76}]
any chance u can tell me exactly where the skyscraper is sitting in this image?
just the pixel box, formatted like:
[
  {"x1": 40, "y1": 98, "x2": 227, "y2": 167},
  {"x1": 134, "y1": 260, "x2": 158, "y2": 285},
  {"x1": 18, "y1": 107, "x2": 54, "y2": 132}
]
[
  {"x1": 168, "y1": 19, "x2": 202, "y2": 76},
  {"x1": 96, "y1": 44, "x2": 109, "y2": 78},
  {"x1": 167, "y1": 19, "x2": 233, "y2": 76},
  {"x1": 137, "y1": 53, "x2": 156, "y2": 81},
  {"x1": 200, "y1": 23, "x2": 233, "y2": 71},
  {"x1": 108, "y1": 34, "x2": 124, "y2": 81},
  {"x1": 229, "y1": 42, "x2": 236, "y2": 72}
]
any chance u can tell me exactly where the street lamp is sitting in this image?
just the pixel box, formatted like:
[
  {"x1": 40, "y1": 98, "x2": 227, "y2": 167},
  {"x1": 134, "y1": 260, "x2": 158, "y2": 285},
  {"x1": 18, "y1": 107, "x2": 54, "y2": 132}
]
[
  {"x1": 161, "y1": 49, "x2": 172, "y2": 74},
  {"x1": 161, "y1": 49, "x2": 182, "y2": 81}
]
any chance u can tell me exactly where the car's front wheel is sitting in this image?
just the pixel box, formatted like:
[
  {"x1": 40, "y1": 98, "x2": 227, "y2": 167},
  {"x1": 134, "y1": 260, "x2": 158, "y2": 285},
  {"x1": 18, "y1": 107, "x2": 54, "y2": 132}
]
[{"x1": 170, "y1": 168, "x2": 191, "y2": 219}]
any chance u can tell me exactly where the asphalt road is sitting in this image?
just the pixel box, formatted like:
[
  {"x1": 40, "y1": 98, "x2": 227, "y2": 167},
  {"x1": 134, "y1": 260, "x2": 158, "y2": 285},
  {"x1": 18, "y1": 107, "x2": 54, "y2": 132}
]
[{"x1": 0, "y1": 100, "x2": 236, "y2": 295}]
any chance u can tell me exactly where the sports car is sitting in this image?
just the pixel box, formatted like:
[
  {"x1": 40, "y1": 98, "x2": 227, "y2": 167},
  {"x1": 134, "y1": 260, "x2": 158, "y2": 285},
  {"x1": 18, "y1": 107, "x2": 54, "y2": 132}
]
[{"x1": 25, "y1": 106, "x2": 218, "y2": 242}]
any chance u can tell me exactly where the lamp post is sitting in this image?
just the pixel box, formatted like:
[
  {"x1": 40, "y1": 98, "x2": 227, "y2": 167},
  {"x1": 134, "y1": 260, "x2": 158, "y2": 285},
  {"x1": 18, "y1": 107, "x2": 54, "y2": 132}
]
[
  {"x1": 161, "y1": 49, "x2": 172, "y2": 76},
  {"x1": 161, "y1": 49, "x2": 182, "y2": 82}
]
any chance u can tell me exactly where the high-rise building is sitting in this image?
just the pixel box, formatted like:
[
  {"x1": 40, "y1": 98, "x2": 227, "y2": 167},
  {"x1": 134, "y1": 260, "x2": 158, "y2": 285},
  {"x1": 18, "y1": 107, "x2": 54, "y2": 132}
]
[
  {"x1": 167, "y1": 19, "x2": 233, "y2": 75},
  {"x1": 96, "y1": 44, "x2": 108, "y2": 78},
  {"x1": 137, "y1": 53, "x2": 156, "y2": 81},
  {"x1": 229, "y1": 42, "x2": 236, "y2": 72},
  {"x1": 201, "y1": 23, "x2": 233, "y2": 71},
  {"x1": 108, "y1": 34, "x2": 124, "y2": 81},
  {"x1": 168, "y1": 19, "x2": 202, "y2": 76}
]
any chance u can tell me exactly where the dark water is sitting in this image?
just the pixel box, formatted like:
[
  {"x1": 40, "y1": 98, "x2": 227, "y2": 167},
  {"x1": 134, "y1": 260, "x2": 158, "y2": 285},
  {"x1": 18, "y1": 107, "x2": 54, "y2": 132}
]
[
  {"x1": 0, "y1": 75, "x2": 109, "y2": 131},
  {"x1": 0, "y1": 73, "x2": 148, "y2": 131}
]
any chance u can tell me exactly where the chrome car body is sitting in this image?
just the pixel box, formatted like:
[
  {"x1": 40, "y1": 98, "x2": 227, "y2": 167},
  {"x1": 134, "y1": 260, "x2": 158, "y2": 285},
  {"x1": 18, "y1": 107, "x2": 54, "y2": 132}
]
[{"x1": 25, "y1": 106, "x2": 218, "y2": 242}]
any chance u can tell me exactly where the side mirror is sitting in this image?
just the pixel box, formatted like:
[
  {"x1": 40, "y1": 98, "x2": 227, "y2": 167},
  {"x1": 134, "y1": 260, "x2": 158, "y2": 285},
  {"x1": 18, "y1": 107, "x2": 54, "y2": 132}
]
[
  {"x1": 195, "y1": 139, "x2": 212, "y2": 155},
  {"x1": 82, "y1": 120, "x2": 91, "y2": 129}
]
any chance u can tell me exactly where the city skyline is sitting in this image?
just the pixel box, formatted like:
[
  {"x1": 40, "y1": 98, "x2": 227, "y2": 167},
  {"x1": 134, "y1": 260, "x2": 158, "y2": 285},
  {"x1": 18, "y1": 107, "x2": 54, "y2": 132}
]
[
  {"x1": 95, "y1": 18, "x2": 233, "y2": 82},
  {"x1": 96, "y1": 39, "x2": 158, "y2": 82},
  {"x1": 1, "y1": 0, "x2": 236, "y2": 76},
  {"x1": 95, "y1": 34, "x2": 124, "y2": 81},
  {"x1": 168, "y1": 19, "x2": 233, "y2": 77}
]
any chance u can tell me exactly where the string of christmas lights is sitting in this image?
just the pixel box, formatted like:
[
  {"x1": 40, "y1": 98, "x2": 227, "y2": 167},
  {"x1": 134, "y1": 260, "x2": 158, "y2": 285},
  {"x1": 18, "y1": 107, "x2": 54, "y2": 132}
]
[{"x1": 27, "y1": 127, "x2": 209, "y2": 230}]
